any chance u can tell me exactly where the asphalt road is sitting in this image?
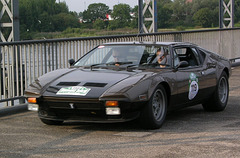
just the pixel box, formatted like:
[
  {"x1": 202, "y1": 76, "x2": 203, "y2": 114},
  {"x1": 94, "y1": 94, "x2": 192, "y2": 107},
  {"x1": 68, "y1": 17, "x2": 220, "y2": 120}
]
[{"x1": 1, "y1": 67, "x2": 240, "y2": 158}]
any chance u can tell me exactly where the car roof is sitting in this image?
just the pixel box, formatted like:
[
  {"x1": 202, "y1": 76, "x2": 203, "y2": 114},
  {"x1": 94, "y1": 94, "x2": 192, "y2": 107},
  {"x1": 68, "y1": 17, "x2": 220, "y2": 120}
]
[{"x1": 103, "y1": 41, "x2": 196, "y2": 47}]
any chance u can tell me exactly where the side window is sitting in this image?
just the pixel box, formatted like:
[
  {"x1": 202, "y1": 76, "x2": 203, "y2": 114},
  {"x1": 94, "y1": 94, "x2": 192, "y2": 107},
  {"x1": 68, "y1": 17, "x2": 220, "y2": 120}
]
[
  {"x1": 173, "y1": 50, "x2": 180, "y2": 67},
  {"x1": 191, "y1": 48, "x2": 202, "y2": 65},
  {"x1": 197, "y1": 49, "x2": 207, "y2": 64},
  {"x1": 174, "y1": 47, "x2": 199, "y2": 67},
  {"x1": 140, "y1": 46, "x2": 171, "y2": 68}
]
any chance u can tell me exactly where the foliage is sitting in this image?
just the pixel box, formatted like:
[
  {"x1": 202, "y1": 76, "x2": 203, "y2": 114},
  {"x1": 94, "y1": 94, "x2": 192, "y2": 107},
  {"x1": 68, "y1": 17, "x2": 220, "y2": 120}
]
[
  {"x1": 129, "y1": 5, "x2": 138, "y2": 29},
  {"x1": 19, "y1": 0, "x2": 79, "y2": 40},
  {"x1": 93, "y1": 19, "x2": 107, "y2": 30},
  {"x1": 111, "y1": 4, "x2": 131, "y2": 28},
  {"x1": 235, "y1": 21, "x2": 240, "y2": 27},
  {"x1": 157, "y1": 0, "x2": 172, "y2": 28},
  {"x1": 235, "y1": 0, "x2": 240, "y2": 23},
  {"x1": 17, "y1": 0, "x2": 240, "y2": 40},
  {"x1": 193, "y1": 8, "x2": 213, "y2": 27},
  {"x1": 82, "y1": 3, "x2": 110, "y2": 22}
]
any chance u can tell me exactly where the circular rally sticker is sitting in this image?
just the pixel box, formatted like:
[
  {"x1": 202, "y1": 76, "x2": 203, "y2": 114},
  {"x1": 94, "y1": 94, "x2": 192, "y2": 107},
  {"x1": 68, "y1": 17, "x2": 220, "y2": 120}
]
[{"x1": 188, "y1": 73, "x2": 199, "y2": 100}]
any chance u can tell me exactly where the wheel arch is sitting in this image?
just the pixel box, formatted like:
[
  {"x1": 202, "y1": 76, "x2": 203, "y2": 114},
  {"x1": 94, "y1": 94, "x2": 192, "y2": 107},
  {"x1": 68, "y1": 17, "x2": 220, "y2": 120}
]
[
  {"x1": 158, "y1": 81, "x2": 171, "y2": 107},
  {"x1": 140, "y1": 81, "x2": 170, "y2": 129},
  {"x1": 223, "y1": 67, "x2": 230, "y2": 78}
]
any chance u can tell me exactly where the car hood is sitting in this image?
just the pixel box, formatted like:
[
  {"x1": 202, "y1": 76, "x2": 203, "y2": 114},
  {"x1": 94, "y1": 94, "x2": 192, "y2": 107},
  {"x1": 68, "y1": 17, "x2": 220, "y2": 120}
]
[{"x1": 41, "y1": 68, "x2": 141, "y2": 98}]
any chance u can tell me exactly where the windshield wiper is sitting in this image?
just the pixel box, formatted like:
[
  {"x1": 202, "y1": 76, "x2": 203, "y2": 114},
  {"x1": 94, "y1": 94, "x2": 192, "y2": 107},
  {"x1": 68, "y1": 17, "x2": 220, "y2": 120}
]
[
  {"x1": 89, "y1": 62, "x2": 137, "y2": 71},
  {"x1": 90, "y1": 63, "x2": 106, "y2": 70},
  {"x1": 106, "y1": 62, "x2": 133, "y2": 66},
  {"x1": 141, "y1": 63, "x2": 170, "y2": 67},
  {"x1": 126, "y1": 64, "x2": 139, "y2": 70}
]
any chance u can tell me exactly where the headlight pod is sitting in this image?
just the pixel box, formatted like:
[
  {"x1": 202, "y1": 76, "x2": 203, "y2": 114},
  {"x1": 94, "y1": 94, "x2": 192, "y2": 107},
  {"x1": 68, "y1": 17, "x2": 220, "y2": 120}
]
[
  {"x1": 27, "y1": 97, "x2": 39, "y2": 111},
  {"x1": 105, "y1": 101, "x2": 119, "y2": 106},
  {"x1": 27, "y1": 97, "x2": 37, "y2": 103},
  {"x1": 105, "y1": 101, "x2": 120, "y2": 115}
]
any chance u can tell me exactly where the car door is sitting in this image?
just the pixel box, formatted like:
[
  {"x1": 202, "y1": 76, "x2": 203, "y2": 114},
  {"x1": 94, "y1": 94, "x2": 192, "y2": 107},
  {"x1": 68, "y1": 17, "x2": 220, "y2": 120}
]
[
  {"x1": 195, "y1": 48, "x2": 217, "y2": 98},
  {"x1": 172, "y1": 46, "x2": 206, "y2": 106}
]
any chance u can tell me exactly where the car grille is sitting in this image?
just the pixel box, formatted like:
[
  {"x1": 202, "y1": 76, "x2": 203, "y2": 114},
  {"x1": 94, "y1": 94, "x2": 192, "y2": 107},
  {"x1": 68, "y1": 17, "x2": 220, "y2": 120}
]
[
  {"x1": 48, "y1": 102, "x2": 103, "y2": 110},
  {"x1": 42, "y1": 97, "x2": 103, "y2": 110}
]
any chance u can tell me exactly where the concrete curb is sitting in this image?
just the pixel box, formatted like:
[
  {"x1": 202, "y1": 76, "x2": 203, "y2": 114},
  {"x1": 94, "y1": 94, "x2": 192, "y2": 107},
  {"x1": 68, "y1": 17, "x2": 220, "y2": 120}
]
[{"x1": 0, "y1": 104, "x2": 28, "y2": 117}]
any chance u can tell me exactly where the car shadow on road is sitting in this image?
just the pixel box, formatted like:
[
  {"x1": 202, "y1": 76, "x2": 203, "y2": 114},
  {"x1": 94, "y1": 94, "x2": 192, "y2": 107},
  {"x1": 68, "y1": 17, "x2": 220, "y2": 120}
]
[
  {"x1": 56, "y1": 95, "x2": 240, "y2": 133},
  {"x1": 60, "y1": 104, "x2": 209, "y2": 132}
]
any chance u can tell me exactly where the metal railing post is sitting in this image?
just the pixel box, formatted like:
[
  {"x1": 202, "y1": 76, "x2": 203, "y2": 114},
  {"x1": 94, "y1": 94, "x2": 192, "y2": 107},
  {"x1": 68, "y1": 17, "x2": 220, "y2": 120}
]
[{"x1": 0, "y1": 47, "x2": 2, "y2": 100}]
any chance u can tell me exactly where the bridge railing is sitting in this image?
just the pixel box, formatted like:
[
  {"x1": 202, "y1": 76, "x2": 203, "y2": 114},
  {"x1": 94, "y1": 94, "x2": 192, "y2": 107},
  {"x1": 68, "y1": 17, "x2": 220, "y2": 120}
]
[{"x1": 0, "y1": 28, "x2": 240, "y2": 106}]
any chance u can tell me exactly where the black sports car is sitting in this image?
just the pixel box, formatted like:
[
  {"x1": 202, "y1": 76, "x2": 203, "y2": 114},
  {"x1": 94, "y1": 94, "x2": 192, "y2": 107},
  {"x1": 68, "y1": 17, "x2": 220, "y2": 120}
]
[{"x1": 25, "y1": 42, "x2": 231, "y2": 129}]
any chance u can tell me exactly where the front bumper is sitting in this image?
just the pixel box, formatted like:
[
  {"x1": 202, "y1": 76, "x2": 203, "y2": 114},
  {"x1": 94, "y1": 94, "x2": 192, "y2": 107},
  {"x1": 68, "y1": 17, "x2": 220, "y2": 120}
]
[{"x1": 36, "y1": 97, "x2": 146, "y2": 123}]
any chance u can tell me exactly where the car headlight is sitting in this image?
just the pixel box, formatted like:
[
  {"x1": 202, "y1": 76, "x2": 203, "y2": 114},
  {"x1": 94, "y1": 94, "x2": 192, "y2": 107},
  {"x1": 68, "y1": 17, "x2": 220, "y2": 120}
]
[{"x1": 105, "y1": 101, "x2": 121, "y2": 115}]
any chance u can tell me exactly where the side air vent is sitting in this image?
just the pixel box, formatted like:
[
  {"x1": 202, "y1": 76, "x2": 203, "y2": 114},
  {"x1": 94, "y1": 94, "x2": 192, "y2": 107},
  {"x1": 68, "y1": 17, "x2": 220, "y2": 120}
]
[
  {"x1": 83, "y1": 82, "x2": 107, "y2": 87},
  {"x1": 56, "y1": 82, "x2": 80, "y2": 86}
]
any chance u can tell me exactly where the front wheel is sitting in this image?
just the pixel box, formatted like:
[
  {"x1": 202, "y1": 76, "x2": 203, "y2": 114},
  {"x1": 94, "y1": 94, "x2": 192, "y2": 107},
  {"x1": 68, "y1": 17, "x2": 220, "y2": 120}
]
[
  {"x1": 140, "y1": 85, "x2": 168, "y2": 129},
  {"x1": 202, "y1": 71, "x2": 229, "y2": 111}
]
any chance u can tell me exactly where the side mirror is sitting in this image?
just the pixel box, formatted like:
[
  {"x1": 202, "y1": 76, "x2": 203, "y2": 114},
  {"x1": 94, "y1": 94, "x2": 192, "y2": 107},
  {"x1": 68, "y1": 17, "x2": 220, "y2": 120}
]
[
  {"x1": 68, "y1": 59, "x2": 75, "y2": 66},
  {"x1": 178, "y1": 61, "x2": 189, "y2": 68}
]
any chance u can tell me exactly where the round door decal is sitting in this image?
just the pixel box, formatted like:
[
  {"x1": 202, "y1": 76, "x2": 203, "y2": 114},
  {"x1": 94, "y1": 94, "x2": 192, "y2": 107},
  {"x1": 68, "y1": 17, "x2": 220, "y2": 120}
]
[{"x1": 188, "y1": 73, "x2": 199, "y2": 100}]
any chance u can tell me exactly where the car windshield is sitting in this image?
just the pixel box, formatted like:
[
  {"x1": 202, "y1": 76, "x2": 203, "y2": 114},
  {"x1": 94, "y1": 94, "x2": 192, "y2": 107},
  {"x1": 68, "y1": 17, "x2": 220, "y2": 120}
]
[{"x1": 74, "y1": 45, "x2": 171, "y2": 68}]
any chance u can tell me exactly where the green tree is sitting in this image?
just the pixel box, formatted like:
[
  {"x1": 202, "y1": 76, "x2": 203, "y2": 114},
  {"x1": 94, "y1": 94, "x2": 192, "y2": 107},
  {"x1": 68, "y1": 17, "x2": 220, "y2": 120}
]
[
  {"x1": 191, "y1": 0, "x2": 218, "y2": 27},
  {"x1": 55, "y1": 1, "x2": 69, "y2": 14},
  {"x1": 93, "y1": 19, "x2": 106, "y2": 30},
  {"x1": 52, "y1": 13, "x2": 79, "y2": 31},
  {"x1": 19, "y1": 0, "x2": 80, "y2": 39},
  {"x1": 83, "y1": 3, "x2": 109, "y2": 22},
  {"x1": 193, "y1": 8, "x2": 213, "y2": 27},
  {"x1": 170, "y1": 0, "x2": 188, "y2": 26},
  {"x1": 157, "y1": 0, "x2": 173, "y2": 28},
  {"x1": 108, "y1": 20, "x2": 121, "y2": 30},
  {"x1": 165, "y1": 0, "x2": 219, "y2": 28},
  {"x1": 38, "y1": 12, "x2": 54, "y2": 32},
  {"x1": 111, "y1": 4, "x2": 131, "y2": 28},
  {"x1": 130, "y1": 5, "x2": 138, "y2": 29},
  {"x1": 235, "y1": 0, "x2": 240, "y2": 24}
]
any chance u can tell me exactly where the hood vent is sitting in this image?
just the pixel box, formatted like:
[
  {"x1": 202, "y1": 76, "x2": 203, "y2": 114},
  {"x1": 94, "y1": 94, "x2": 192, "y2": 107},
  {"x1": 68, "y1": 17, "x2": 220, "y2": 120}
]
[
  {"x1": 56, "y1": 82, "x2": 80, "y2": 86},
  {"x1": 83, "y1": 82, "x2": 107, "y2": 87},
  {"x1": 46, "y1": 86, "x2": 60, "y2": 93}
]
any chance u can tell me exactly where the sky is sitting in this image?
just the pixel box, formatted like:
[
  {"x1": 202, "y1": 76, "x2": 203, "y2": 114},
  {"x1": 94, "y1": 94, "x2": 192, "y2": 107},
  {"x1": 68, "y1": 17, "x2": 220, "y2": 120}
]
[{"x1": 62, "y1": 0, "x2": 139, "y2": 13}]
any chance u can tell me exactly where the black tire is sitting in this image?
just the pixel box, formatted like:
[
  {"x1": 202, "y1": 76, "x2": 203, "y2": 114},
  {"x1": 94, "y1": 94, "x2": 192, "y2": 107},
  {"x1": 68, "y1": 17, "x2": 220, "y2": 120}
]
[
  {"x1": 40, "y1": 118, "x2": 63, "y2": 125},
  {"x1": 140, "y1": 85, "x2": 168, "y2": 129},
  {"x1": 202, "y1": 71, "x2": 229, "y2": 111}
]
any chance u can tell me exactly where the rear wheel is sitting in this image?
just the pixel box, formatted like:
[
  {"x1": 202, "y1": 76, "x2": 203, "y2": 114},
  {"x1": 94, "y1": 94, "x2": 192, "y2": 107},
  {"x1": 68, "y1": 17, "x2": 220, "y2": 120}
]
[
  {"x1": 202, "y1": 71, "x2": 229, "y2": 111},
  {"x1": 140, "y1": 85, "x2": 168, "y2": 129},
  {"x1": 40, "y1": 118, "x2": 63, "y2": 125}
]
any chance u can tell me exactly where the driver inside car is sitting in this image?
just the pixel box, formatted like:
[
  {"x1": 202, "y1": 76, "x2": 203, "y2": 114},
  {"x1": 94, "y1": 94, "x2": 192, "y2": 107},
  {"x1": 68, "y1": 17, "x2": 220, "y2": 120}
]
[
  {"x1": 156, "y1": 49, "x2": 167, "y2": 68},
  {"x1": 112, "y1": 48, "x2": 128, "y2": 66}
]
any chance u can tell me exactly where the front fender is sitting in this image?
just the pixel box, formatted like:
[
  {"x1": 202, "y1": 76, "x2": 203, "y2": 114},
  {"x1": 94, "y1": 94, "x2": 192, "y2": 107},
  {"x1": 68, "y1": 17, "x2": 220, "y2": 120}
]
[
  {"x1": 100, "y1": 72, "x2": 171, "y2": 102},
  {"x1": 24, "y1": 68, "x2": 75, "y2": 97}
]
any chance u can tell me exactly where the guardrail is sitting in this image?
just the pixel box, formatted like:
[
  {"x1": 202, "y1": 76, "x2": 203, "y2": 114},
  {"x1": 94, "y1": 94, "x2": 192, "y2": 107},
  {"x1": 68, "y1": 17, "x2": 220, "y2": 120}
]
[
  {"x1": 230, "y1": 57, "x2": 240, "y2": 67},
  {"x1": 0, "y1": 28, "x2": 240, "y2": 106}
]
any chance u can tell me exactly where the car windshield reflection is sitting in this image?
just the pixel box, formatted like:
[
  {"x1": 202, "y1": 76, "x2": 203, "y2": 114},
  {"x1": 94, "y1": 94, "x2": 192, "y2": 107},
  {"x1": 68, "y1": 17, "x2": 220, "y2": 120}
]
[{"x1": 74, "y1": 45, "x2": 171, "y2": 68}]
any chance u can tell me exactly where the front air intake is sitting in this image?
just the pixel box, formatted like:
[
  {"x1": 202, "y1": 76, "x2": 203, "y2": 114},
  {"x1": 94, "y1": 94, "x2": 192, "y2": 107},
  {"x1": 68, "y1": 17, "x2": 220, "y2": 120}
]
[{"x1": 83, "y1": 82, "x2": 107, "y2": 87}]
